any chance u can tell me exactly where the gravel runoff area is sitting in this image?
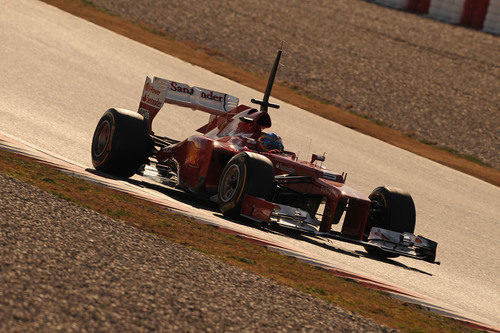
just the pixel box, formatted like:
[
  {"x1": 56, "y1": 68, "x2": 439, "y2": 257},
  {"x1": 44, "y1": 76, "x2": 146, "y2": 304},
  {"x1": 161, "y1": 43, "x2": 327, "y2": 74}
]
[
  {"x1": 0, "y1": 173, "x2": 396, "y2": 332},
  {"x1": 90, "y1": 0, "x2": 500, "y2": 168}
]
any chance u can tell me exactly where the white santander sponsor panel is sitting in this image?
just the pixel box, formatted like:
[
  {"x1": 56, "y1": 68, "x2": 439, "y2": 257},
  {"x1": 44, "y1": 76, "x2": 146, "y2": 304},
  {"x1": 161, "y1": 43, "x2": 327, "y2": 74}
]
[{"x1": 138, "y1": 76, "x2": 240, "y2": 129}]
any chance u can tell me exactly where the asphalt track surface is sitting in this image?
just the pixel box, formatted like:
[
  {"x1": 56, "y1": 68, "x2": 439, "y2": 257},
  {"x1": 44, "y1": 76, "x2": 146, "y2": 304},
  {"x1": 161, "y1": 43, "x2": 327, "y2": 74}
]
[
  {"x1": 91, "y1": 0, "x2": 500, "y2": 169},
  {"x1": 0, "y1": 0, "x2": 499, "y2": 328}
]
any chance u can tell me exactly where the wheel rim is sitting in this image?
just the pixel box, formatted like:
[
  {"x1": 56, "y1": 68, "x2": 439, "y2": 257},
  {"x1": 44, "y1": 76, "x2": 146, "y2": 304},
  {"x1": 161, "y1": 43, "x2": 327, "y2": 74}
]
[
  {"x1": 219, "y1": 164, "x2": 241, "y2": 203},
  {"x1": 93, "y1": 120, "x2": 111, "y2": 158}
]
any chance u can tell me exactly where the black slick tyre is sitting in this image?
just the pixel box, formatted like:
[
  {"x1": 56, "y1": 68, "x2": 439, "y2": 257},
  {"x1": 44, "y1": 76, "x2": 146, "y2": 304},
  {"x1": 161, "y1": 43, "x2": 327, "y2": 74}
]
[
  {"x1": 91, "y1": 108, "x2": 151, "y2": 178},
  {"x1": 363, "y1": 186, "x2": 416, "y2": 258},
  {"x1": 218, "y1": 152, "x2": 275, "y2": 218}
]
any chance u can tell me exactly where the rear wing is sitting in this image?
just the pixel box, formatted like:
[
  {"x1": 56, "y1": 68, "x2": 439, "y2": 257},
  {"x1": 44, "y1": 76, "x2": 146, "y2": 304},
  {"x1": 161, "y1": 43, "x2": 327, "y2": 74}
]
[{"x1": 138, "y1": 76, "x2": 239, "y2": 130}]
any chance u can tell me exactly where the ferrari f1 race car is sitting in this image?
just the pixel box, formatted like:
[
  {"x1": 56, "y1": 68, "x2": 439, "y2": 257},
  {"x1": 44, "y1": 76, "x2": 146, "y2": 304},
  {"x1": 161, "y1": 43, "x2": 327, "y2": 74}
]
[{"x1": 91, "y1": 48, "x2": 438, "y2": 264}]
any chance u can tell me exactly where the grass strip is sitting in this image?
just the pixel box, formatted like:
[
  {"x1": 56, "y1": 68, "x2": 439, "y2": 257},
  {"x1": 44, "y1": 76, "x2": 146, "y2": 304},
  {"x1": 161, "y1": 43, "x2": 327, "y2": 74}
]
[{"x1": 0, "y1": 148, "x2": 479, "y2": 332}]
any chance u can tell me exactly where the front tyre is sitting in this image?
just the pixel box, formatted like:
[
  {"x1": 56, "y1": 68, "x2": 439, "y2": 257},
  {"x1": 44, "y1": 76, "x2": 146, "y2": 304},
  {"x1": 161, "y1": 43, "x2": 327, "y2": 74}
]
[
  {"x1": 218, "y1": 152, "x2": 275, "y2": 218},
  {"x1": 363, "y1": 186, "x2": 416, "y2": 258},
  {"x1": 91, "y1": 108, "x2": 151, "y2": 178}
]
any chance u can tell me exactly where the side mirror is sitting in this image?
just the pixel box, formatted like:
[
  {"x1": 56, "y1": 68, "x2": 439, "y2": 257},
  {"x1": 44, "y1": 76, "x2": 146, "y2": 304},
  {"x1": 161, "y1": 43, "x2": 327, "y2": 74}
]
[{"x1": 311, "y1": 153, "x2": 325, "y2": 163}]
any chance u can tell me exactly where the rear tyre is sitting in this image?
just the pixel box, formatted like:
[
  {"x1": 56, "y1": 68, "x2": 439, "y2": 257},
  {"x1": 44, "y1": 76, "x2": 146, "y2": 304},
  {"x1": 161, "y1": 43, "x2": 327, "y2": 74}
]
[
  {"x1": 218, "y1": 152, "x2": 275, "y2": 218},
  {"x1": 91, "y1": 108, "x2": 151, "y2": 178},
  {"x1": 363, "y1": 186, "x2": 416, "y2": 258}
]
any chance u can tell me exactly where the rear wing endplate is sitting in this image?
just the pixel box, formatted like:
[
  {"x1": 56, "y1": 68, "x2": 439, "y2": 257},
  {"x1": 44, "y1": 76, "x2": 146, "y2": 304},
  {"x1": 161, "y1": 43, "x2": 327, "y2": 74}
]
[{"x1": 138, "y1": 76, "x2": 239, "y2": 130}]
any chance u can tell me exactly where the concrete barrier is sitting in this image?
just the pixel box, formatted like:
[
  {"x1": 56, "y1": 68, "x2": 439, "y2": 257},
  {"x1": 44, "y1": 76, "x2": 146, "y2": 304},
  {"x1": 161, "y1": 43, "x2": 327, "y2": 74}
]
[
  {"x1": 373, "y1": 0, "x2": 409, "y2": 9},
  {"x1": 370, "y1": 0, "x2": 499, "y2": 34},
  {"x1": 483, "y1": 0, "x2": 500, "y2": 34},
  {"x1": 428, "y1": 0, "x2": 466, "y2": 24}
]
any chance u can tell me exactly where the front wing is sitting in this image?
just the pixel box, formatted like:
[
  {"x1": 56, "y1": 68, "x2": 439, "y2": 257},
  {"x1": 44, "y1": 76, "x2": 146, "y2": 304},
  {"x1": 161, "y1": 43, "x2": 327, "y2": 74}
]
[
  {"x1": 365, "y1": 227, "x2": 438, "y2": 264},
  {"x1": 241, "y1": 195, "x2": 439, "y2": 264}
]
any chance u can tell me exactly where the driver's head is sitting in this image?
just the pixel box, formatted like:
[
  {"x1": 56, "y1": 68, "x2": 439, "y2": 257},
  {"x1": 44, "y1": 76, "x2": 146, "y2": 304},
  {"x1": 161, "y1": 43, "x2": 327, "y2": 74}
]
[{"x1": 258, "y1": 132, "x2": 284, "y2": 153}]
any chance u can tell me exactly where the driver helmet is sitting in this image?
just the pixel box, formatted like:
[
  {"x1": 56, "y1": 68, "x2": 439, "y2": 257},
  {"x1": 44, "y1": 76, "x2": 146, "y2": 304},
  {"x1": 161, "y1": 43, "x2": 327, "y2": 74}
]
[{"x1": 258, "y1": 132, "x2": 284, "y2": 153}]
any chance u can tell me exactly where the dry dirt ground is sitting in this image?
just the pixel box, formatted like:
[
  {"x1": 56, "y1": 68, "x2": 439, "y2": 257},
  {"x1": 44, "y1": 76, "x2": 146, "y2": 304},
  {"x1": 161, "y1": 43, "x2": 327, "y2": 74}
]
[{"x1": 88, "y1": 0, "x2": 499, "y2": 169}]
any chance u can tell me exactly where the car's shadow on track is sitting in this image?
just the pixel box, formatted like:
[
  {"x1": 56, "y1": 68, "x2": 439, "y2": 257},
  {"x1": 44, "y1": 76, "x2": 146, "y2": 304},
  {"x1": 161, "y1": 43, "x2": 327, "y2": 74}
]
[
  {"x1": 256, "y1": 224, "x2": 433, "y2": 276},
  {"x1": 215, "y1": 212, "x2": 433, "y2": 276},
  {"x1": 130, "y1": 178, "x2": 220, "y2": 211},
  {"x1": 355, "y1": 251, "x2": 433, "y2": 276},
  {"x1": 255, "y1": 224, "x2": 362, "y2": 259},
  {"x1": 88, "y1": 169, "x2": 433, "y2": 276},
  {"x1": 86, "y1": 169, "x2": 220, "y2": 211}
]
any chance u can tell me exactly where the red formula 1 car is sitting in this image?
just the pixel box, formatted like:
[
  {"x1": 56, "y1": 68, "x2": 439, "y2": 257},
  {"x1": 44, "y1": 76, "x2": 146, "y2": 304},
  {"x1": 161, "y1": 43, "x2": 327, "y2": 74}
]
[{"x1": 91, "y1": 48, "x2": 438, "y2": 264}]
